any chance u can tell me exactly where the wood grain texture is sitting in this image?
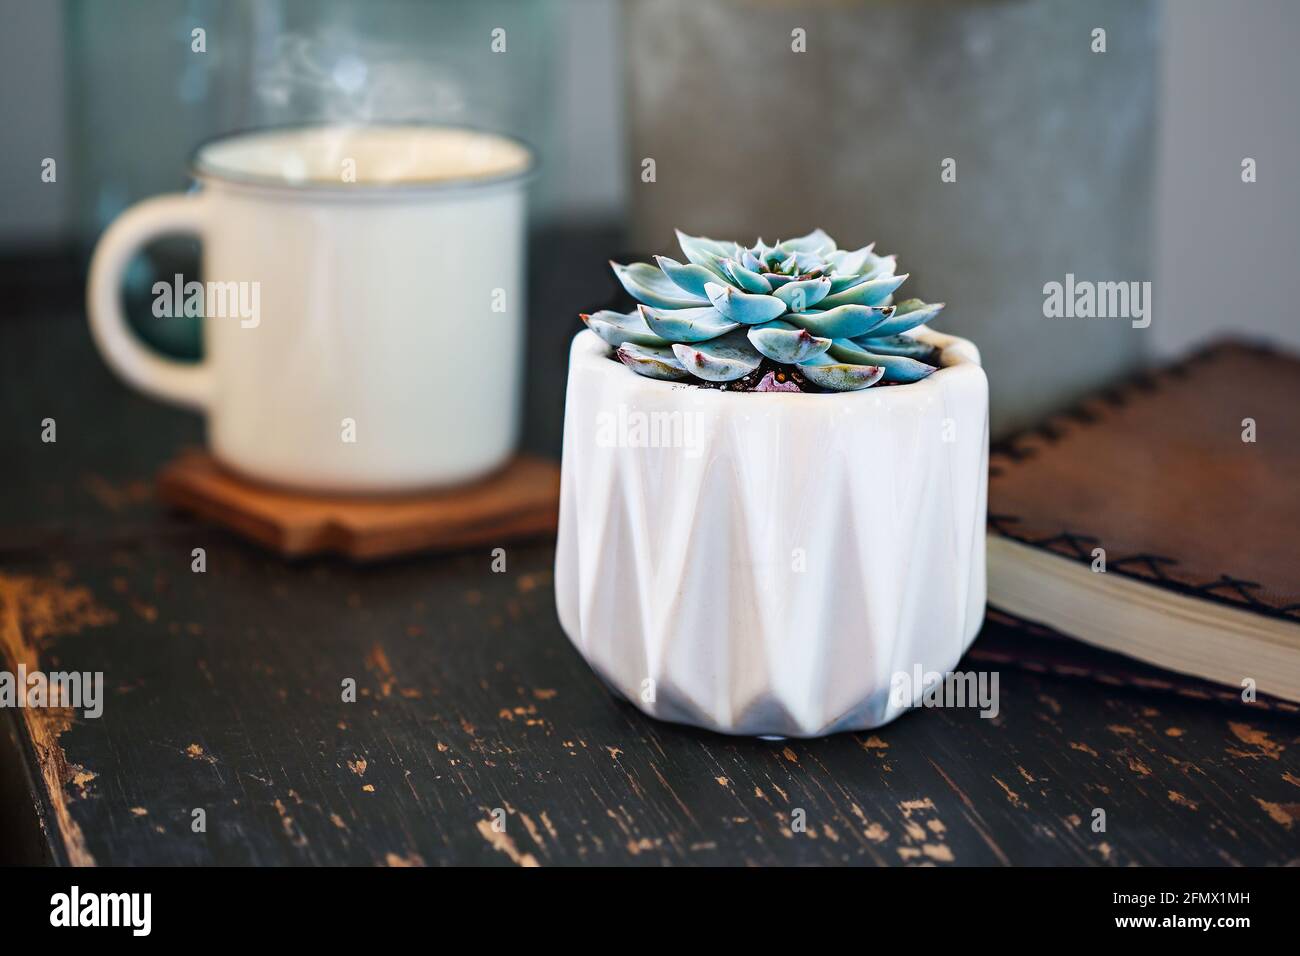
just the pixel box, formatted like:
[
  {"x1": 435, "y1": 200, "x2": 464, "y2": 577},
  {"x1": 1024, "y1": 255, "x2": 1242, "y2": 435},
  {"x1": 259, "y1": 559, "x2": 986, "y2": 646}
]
[
  {"x1": 156, "y1": 450, "x2": 560, "y2": 561},
  {"x1": 3, "y1": 537, "x2": 1299, "y2": 867},
  {"x1": 2, "y1": 235, "x2": 1298, "y2": 867}
]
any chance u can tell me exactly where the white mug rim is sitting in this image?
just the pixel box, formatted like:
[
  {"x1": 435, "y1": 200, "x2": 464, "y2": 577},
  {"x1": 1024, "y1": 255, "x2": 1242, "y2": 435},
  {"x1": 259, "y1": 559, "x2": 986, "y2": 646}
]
[{"x1": 188, "y1": 121, "x2": 538, "y2": 197}]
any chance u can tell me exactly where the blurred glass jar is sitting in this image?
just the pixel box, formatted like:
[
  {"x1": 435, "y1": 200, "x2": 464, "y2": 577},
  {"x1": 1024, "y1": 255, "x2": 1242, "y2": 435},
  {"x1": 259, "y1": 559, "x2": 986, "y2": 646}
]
[{"x1": 67, "y1": 0, "x2": 559, "y2": 358}]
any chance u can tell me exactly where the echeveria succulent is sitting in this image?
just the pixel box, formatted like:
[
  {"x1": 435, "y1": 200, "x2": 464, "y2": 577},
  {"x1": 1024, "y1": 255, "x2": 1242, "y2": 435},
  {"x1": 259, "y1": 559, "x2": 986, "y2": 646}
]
[{"x1": 581, "y1": 229, "x2": 945, "y2": 392}]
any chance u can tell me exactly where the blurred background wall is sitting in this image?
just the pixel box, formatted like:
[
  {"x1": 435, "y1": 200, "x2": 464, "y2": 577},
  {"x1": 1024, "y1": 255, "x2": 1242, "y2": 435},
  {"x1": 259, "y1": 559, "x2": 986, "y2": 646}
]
[
  {"x1": 1151, "y1": 0, "x2": 1300, "y2": 361},
  {"x1": 626, "y1": 0, "x2": 1158, "y2": 434},
  {"x1": 1, "y1": 0, "x2": 1297, "y2": 431}
]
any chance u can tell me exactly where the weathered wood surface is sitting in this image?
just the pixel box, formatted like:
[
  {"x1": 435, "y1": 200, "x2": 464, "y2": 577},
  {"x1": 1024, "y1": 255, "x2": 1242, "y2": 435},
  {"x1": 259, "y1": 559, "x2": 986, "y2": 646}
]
[{"x1": 2, "y1": 239, "x2": 1298, "y2": 866}]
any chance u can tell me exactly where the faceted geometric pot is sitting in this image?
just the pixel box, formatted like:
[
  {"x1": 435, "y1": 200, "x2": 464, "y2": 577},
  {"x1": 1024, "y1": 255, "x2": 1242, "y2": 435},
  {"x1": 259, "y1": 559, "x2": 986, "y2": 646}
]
[{"x1": 554, "y1": 327, "x2": 988, "y2": 737}]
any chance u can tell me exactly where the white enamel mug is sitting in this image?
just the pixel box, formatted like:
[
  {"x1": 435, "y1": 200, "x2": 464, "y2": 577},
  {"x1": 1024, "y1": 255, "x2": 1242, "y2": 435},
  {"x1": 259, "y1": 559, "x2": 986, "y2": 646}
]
[{"x1": 87, "y1": 124, "x2": 534, "y2": 493}]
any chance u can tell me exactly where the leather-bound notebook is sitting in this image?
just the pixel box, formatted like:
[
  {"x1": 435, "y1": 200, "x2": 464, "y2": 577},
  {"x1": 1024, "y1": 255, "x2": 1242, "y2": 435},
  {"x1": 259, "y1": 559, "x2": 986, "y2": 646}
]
[{"x1": 986, "y1": 341, "x2": 1300, "y2": 703}]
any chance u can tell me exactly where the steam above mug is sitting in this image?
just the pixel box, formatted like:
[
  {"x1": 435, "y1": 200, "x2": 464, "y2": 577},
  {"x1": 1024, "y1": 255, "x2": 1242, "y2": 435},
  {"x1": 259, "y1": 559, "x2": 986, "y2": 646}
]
[{"x1": 86, "y1": 124, "x2": 534, "y2": 493}]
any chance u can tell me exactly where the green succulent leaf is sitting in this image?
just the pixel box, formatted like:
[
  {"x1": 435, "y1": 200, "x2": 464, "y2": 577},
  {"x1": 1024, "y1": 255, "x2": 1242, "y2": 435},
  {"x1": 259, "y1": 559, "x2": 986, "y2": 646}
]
[
  {"x1": 787, "y1": 304, "x2": 893, "y2": 339},
  {"x1": 829, "y1": 253, "x2": 897, "y2": 293},
  {"x1": 817, "y1": 273, "x2": 908, "y2": 309},
  {"x1": 675, "y1": 230, "x2": 739, "y2": 259},
  {"x1": 616, "y1": 342, "x2": 689, "y2": 380},
  {"x1": 852, "y1": 333, "x2": 939, "y2": 362},
  {"x1": 704, "y1": 282, "x2": 787, "y2": 325},
  {"x1": 776, "y1": 228, "x2": 837, "y2": 255},
  {"x1": 671, "y1": 330, "x2": 763, "y2": 382},
  {"x1": 746, "y1": 320, "x2": 832, "y2": 364},
  {"x1": 864, "y1": 299, "x2": 945, "y2": 337},
  {"x1": 582, "y1": 309, "x2": 669, "y2": 348},
  {"x1": 825, "y1": 243, "x2": 874, "y2": 276},
  {"x1": 638, "y1": 303, "x2": 740, "y2": 342},
  {"x1": 827, "y1": 339, "x2": 938, "y2": 383},
  {"x1": 796, "y1": 353, "x2": 885, "y2": 391},
  {"x1": 764, "y1": 245, "x2": 793, "y2": 267},
  {"x1": 589, "y1": 230, "x2": 945, "y2": 391},
  {"x1": 723, "y1": 259, "x2": 774, "y2": 294},
  {"x1": 865, "y1": 252, "x2": 897, "y2": 276},
  {"x1": 654, "y1": 256, "x2": 719, "y2": 298},
  {"x1": 772, "y1": 276, "x2": 831, "y2": 312},
  {"x1": 791, "y1": 250, "x2": 828, "y2": 274},
  {"x1": 611, "y1": 261, "x2": 706, "y2": 310},
  {"x1": 675, "y1": 230, "x2": 738, "y2": 279}
]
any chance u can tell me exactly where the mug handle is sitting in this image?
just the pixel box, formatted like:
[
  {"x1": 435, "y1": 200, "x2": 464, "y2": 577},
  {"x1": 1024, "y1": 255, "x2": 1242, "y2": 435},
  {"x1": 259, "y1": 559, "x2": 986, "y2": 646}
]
[{"x1": 86, "y1": 193, "x2": 213, "y2": 411}]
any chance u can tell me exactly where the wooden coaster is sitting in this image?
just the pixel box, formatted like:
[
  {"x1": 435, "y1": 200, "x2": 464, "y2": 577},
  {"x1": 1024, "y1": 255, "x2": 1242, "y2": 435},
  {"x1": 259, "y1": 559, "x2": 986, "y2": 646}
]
[{"x1": 157, "y1": 450, "x2": 560, "y2": 561}]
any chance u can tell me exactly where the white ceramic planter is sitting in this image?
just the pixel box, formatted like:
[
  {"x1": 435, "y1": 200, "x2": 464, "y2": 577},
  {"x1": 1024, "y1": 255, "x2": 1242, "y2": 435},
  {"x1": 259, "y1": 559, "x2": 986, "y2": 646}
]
[{"x1": 555, "y1": 326, "x2": 988, "y2": 737}]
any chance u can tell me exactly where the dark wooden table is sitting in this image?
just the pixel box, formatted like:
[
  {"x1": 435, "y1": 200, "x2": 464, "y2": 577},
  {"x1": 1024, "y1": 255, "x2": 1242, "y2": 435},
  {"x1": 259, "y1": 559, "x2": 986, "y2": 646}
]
[{"x1": 2, "y1": 235, "x2": 1298, "y2": 867}]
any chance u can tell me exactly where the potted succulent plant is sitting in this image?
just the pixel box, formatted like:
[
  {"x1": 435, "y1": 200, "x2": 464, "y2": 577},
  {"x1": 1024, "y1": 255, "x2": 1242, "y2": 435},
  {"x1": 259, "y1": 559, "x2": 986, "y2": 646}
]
[{"x1": 555, "y1": 229, "x2": 987, "y2": 737}]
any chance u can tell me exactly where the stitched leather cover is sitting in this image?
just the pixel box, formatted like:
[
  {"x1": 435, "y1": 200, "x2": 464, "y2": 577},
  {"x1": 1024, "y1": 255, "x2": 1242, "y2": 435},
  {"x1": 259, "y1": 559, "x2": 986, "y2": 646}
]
[{"x1": 988, "y1": 341, "x2": 1300, "y2": 623}]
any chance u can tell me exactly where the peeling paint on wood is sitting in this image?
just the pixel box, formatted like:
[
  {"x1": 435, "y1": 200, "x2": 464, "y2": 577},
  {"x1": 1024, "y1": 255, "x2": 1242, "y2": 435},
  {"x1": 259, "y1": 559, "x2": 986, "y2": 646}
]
[
  {"x1": 0, "y1": 574, "x2": 115, "y2": 867},
  {"x1": 4, "y1": 259, "x2": 1300, "y2": 867}
]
